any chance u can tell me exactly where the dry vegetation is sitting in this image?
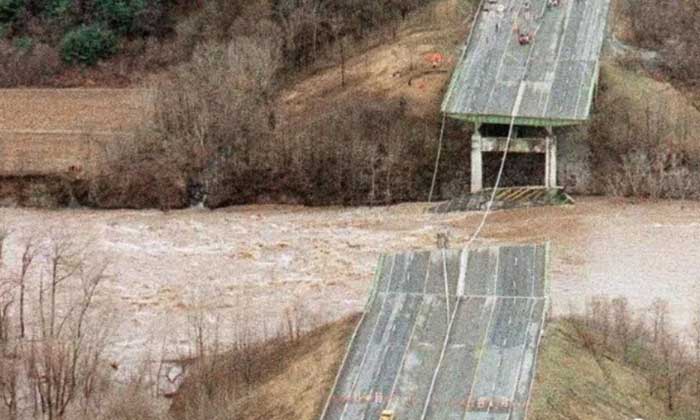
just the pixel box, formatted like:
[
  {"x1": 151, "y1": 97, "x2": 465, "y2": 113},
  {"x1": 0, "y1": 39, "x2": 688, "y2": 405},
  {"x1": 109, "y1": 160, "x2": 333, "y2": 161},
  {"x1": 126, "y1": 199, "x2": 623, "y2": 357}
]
[
  {"x1": 579, "y1": 1, "x2": 700, "y2": 201},
  {"x1": 0, "y1": 0, "x2": 438, "y2": 87},
  {"x1": 81, "y1": 0, "x2": 700, "y2": 208},
  {"x1": 85, "y1": 0, "x2": 476, "y2": 209},
  {"x1": 531, "y1": 298, "x2": 700, "y2": 419},
  {"x1": 0, "y1": 227, "x2": 359, "y2": 420},
  {"x1": 0, "y1": 41, "x2": 64, "y2": 87},
  {"x1": 0, "y1": 231, "x2": 115, "y2": 420},
  {"x1": 622, "y1": 0, "x2": 700, "y2": 88},
  {"x1": 588, "y1": 64, "x2": 700, "y2": 200},
  {"x1": 169, "y1": 315, "x2": 357, "y2": 420},
  {"x1": 8, "y1": 0, "x2": 700, "y2": 208}
]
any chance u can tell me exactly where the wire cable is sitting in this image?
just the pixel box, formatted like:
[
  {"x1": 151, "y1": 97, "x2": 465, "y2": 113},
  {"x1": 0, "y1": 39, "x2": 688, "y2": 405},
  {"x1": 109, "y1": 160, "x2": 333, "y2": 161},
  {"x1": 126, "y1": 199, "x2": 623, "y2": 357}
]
[
  {"x1": 464, "y1": 4, "x2": 548, "y2": 246},
  {"x1": 428, "y1": 113, "x2": 448, "y2": 203},
  {"x1": 465, "y1": 106, "x2": 518, "y2": 245}
]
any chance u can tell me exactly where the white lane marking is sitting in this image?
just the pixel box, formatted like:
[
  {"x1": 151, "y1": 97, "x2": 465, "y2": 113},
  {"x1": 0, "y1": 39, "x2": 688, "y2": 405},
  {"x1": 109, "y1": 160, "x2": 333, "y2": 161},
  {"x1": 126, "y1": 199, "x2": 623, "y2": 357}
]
[
  {"x1": 443, "y1": 249, "x2": 451, "y2": 324},
  {"x1": 458, "y1": 248, "x2": 469, "y2": 297},
  {"x1": 521, "y1": 299, "x2": 549, "y2": 418}
]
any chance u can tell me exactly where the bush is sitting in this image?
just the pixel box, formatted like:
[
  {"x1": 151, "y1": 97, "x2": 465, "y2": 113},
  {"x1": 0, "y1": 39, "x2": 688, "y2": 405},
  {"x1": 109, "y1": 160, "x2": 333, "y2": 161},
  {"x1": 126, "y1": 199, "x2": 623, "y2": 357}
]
[
  {"x1": 624, "y1": 0, "x2": 700, "y2": 83},
  {"x1": 88, "y1": 36, "x2": 450, "y2": 209},
  {"x1": 47, "y1": 0, "x2": 72, "y2": 17},
  {"x1": 0, "y1": 40, "x2": 63, "y2": 86},
  {"x1": 94, "y1": 0, "x2": 139, "y2": 34},
  {"x1": 60, "y1": 24, "x2": 117, "y2": 65},
  {"x1": 588, "y1": 66, "x2": 700, "y2": 200},
  {"x1": 12, "y1": 34, "x2": 32, "y2": 50},
  {"x1": 271, "y1": 99, "x2": 435, "y2": 206},
  {"x1": 0, "y1": 0, "x2": 23, "y2": 23},
  {"x1": 271, "y1": 0, "x2": 429, "y2": 68},
  {"x1": 94, "y1": 0, "x2": 165, "y2": 36}
]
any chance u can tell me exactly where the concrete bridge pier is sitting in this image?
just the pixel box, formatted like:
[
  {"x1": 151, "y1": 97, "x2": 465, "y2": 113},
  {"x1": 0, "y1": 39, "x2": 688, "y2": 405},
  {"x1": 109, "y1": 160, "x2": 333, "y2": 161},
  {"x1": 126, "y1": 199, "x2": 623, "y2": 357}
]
[
  {"x1": 470, "y1": 125, "x2": 483, "y2": 193},
  {"x1": 469, "y1": 124, "x2": 558, "y2": 193},
  {"x1": 544, "y1": 128, "x2": 558, "y2": 189}
]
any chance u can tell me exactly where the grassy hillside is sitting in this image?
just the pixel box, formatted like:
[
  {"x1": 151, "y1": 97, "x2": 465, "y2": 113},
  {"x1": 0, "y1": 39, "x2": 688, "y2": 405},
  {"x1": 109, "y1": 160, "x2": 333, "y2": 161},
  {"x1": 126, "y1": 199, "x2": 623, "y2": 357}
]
[
  {"x1": 587, "y1": 62, "x2": 700, "y2": 199},
  {"x1": 529, "y1": 320, "x2": 684, "y2": 420},
  {"x1": 598, "y1": 63, "x2": 700, "y2": 156}
]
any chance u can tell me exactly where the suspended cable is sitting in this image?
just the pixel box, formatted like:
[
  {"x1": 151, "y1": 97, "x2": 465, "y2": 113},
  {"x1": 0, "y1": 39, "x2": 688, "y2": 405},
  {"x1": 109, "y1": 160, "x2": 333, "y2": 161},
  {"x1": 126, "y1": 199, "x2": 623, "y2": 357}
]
[
  {"x1": 428, "y1": 113, "x2": 448, "y2": 203},
  {"x1": 464, "y1": 5, "x2": 548, "y2": 246}
]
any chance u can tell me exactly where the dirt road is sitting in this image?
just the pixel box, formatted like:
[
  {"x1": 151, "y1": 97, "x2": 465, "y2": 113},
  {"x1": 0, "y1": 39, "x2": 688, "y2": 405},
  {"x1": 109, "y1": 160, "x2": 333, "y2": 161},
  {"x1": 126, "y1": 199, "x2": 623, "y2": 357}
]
[{"x1": 1, "y1": 197, "x2": 699, "y2": 370}]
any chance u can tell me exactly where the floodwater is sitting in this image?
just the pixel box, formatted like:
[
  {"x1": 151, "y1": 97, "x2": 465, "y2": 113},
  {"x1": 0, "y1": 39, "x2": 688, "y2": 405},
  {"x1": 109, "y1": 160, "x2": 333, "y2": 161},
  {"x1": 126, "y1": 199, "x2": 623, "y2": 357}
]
[{"x1": 1, "y1": 197, "x2": 698, "y2": 370}]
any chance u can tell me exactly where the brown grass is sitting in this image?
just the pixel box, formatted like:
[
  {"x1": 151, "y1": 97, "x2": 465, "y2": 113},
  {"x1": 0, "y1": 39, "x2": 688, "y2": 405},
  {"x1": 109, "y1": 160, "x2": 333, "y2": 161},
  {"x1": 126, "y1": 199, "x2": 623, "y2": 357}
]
[
  {"x1": 589, "y1": 63, "x2": 700, "y2": 199},
  {"x1": 170, "y1": 315, "x2": 359, "y2": 420},
  {"x1": 0, "y1": 89, "x2": 148, "y2": 132},
  {"x1": 531, "y1": 298, "x2": 700, "y2": 419}
]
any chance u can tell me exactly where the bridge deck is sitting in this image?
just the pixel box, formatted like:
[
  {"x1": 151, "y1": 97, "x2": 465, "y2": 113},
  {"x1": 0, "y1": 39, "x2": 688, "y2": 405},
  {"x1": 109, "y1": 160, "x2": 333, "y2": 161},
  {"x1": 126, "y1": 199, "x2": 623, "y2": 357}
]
[
  {"x1": 442, "y1": 0, "x2": 611, "y2": 126},
  {"x1": 321, "y1": 244, "x2": 549, "y2": 420}
]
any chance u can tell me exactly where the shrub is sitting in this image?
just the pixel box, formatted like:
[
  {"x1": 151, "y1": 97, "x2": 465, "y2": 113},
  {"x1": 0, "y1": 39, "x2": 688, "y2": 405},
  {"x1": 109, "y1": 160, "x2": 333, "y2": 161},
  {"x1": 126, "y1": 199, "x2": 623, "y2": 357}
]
[
  {"x1": 623, "y1": 0, "x2": 700, "y2": 83},
  {"x1": 12, "y1": 34, "x2": 31, "y2": 50},
  {"x1": 93, "y1": 0, "x2": 165, "y2": 36},
  {"x1": 0, "y1": 40, "x2": 63, "y2": 86},
  {"x1": 47, "y1": 0, "x2": 72, "y2": 17},
  {"x1": 588, "y1": 66, "x2": 700, "y2": 200},
  {"x1": 0, "y1": 0, "x2": 23, "y2": 23},
  {"x1": 89, "y1": 36, "x2": 449, "y2": 209},
  {"x1": 94, "y1": 0, "x2": 139, "y2": 34},
  {"x1": 60, "y1": 24, "x2": 117, "y2": 65}
]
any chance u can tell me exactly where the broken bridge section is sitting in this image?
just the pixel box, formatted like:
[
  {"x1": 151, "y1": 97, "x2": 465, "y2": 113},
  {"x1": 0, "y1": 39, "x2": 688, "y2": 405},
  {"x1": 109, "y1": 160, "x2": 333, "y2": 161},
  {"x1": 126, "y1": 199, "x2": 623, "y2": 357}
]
[
  {"x1": 440, "y1": 0, "x2": 611, "y2": 192},
  {"x1": 321, "y1": 243, "x2": 550, "y2": 420},
  {"x1": 442, "y1": 0, "x2": 612, "y2": 126},
  {"x1": 430, "y1": 186, "x2": 574, "y2": 213}
]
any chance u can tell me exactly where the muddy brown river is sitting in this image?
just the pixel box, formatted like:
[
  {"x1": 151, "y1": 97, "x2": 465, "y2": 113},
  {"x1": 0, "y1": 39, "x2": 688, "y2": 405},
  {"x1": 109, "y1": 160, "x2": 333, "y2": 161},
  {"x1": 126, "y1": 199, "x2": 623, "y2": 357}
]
[{"x1": 1, "y1": 197, "x2": 699, "y2": 370}]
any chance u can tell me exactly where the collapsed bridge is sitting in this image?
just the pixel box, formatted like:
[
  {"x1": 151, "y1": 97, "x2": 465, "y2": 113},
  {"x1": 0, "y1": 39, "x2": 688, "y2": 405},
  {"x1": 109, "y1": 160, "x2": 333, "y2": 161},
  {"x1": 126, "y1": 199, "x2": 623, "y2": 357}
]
[
  {"x1": 321, "y1": 244, "x2": 550, "y2": 420},
  {"x1": 442, "y1": 0, "x2": 611, "y2": 193}
]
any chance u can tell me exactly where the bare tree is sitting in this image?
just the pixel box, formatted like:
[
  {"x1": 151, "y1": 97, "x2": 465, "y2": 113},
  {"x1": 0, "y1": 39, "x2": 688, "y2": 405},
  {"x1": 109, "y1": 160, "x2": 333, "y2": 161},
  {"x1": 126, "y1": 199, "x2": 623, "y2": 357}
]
[
  {"x1": 0, "y1": 229, "x2": 18, "y2": 420},
  {"x1": 651, "y1": 298, "x2": 670, "y2": 344},
  {"x1": 587, "y1": 296, "x2": 612, "y2": 347},
  {"x1": 0, "y1": 356, "x2": 18, "y2": 420},
  {"x1": 612, "y1": 297, "x2": 632, "y2": 360},
  {"x1": 328, "y1": 14, "x2": 347, "y2": 88},
  {"x1": 18, "y1": 239, "x2": 36, "y2": 339},
  {"x1": 22, "y1": 237, "x2": 111, "y2": 420},
  {"x1": 0, "y1": 229, "x2": 13, "y2": 354},
  {"x1": 656, "y1": 327, "x2": 688, "y2": 411},
  {"x1": 692, "y1": 307, "x2": 700, "y2": 418}
]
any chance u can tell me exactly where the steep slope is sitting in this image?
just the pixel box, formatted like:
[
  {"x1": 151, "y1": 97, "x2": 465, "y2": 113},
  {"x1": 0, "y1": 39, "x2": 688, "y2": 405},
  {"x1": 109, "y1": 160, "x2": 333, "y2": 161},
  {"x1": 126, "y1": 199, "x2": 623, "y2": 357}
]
[
  {"x1": 279, "y1": 0, "x2": 468, "y2": 124},
  {"x1": 599, "y1": 63, "x2": 700, "y2": 156},
  {"x1": 528, "y1": 320, "x2": 680, "y2": 420}
]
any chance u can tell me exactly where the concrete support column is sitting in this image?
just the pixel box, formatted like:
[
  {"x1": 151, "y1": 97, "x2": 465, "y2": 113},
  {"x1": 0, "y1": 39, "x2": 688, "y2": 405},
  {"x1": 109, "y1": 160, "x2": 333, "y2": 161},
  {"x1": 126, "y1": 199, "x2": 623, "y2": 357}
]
[
  {"x1": 471, "y1": 126, "x2": 483, "y2": 193},
  {"x1": 545, "y1": 130, "x2": 557, "y2": 188}
]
